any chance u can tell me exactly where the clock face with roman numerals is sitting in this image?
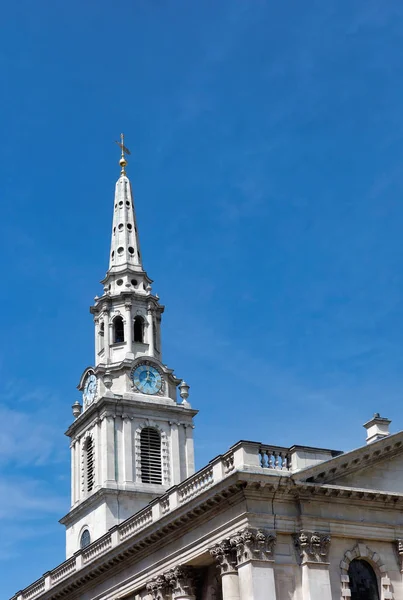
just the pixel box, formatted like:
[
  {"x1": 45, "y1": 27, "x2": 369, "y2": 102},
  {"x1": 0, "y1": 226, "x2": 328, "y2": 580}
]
[{"x1": 132, "y1": 364, "x2": 162, "y2": 395}]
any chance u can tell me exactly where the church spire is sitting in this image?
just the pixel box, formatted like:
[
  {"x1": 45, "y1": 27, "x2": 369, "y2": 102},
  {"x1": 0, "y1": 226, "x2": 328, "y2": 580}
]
[{"x1": 108, "y1": 135, "x2": 143, "y2": 274}]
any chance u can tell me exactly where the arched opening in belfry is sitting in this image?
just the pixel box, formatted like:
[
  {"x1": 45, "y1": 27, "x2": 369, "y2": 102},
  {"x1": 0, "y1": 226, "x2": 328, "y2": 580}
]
[
  {"x1": 113, "y1": 316, "x2": 124, "y2": 343},
  {"x1": 133, "y1": 316, "x2": 144, "y2": 343},
  {"x1": 140, "y1": 427, "x2": 162, "y2": 484},
  {"x1": 348, "y1": 559, "x2": 380, "y2": 600}
]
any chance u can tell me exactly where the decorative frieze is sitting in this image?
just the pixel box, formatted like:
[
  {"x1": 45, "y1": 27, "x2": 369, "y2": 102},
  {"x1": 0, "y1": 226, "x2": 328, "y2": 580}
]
[
  {"x1": 209, "y1": 539, "x2": 238, "y2": 575},
  {"x1": 293, "y1": 530, "x2": 331, "y2": 563},
  {"x1": 231, "y1": 528, "x2": 276, "y2": 564}
]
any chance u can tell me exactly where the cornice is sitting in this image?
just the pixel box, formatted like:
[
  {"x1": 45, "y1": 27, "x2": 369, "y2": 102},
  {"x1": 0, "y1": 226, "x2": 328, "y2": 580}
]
[
  {"x1": 295, "y1": 431, "x2": 403, "y2": 485},
  {"x1": 65, "y1": 396, "x2": 198, "y2": 438}
]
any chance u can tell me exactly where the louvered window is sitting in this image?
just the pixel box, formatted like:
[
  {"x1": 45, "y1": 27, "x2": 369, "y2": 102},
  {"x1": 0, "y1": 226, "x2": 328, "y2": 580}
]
[
  {"x1": 140, "y1": 427, "x2": 162, "y2": 484},
  {"x1": 84, "y1": 437, "x2": 95, "y2": 492}
]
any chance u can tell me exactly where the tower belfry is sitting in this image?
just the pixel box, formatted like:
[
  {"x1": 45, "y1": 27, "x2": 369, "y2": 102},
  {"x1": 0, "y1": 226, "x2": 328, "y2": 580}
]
[{"x1": 61, "y1": 138, "x2": 197, "y2": 558}]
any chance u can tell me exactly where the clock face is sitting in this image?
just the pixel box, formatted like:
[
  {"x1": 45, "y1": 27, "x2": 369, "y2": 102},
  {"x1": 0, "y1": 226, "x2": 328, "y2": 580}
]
[
  {"x1": 132, "y1": 364, "x2": 162, "y2": 395},
  {"x1": 83, "y1": 374, "x2": 97, "y2": 406}
]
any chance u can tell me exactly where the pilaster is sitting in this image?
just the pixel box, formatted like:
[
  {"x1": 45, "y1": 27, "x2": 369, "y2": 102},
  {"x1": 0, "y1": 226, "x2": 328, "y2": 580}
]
[
  {"x1": 103, "y1": 308, "x2": 110, "y2": 363},
  {"x1": 293, "y1": 531, "x2": 332, "y2": 600},
  {"x1": 184, "y1": 424, "x2": 195, "y2": 477},
  {"x1": 231, "y1": 528, "x2": 277, "y2": 600},
  {"x1": 147, "y1": 304, "x2": 155, "y2": 356},
  {"x1": 122, "y1": 414, "x2": 134, "y2": 483},
  {"x1": 170, "y1": 421, "x2": 181, "y2": 485},
  {"x1": 124, "y1": 300, "x2": 133, "y2": 358}
]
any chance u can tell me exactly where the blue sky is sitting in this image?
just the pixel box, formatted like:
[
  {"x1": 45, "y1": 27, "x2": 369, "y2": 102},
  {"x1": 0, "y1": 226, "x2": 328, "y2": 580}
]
[{"x1": 2, "y1": 0, "x2": 403, "y2": 595}]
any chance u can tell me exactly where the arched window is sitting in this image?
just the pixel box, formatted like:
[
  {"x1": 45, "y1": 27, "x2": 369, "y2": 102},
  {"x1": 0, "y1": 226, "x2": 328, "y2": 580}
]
[
  {"x1": 113, "y1": 315, "x2": 124, "y2": 343},
  {"x1": 80, "y1": 529, "x2": 91, "y2": 549},
  {"x1": 99, "y1": 321, "x2": 104, "y2": 351},
  {"x1": 133, "y1": 316, "x2": 144, "y2": 343},
  {"x1": 348, "y1": 559, "x2": 380, "y2": 600},
  {"x1": 84, "y1": 437, "x2": 95, "y2": 493},
  {"x1": 140, "y1": 427, "x2": 162, "y2": 484}
]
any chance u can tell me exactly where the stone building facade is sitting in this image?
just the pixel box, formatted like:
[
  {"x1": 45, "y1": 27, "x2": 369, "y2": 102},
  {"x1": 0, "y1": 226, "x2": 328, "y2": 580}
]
[{"x1": 11, "y1": 144, "x2": 403, "y2": 600}]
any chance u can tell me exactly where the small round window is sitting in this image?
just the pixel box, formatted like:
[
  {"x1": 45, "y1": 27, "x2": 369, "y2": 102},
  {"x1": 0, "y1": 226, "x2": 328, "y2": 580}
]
[
  {"x1": 127, "y1": 223, "x2": 132, "y2": 230},
  {"x1": 117, "y1": 247, "x2": 124, "y2": 255},
  {"x1": 131, "y1": 279, "x2": 138, "y2": 286},
  {"x1": 117, "y1": 279, "x2": 123, "y2": 286},
  {"x1": 80, "y1": 529, "x2": 91, "y2": 549},
  {"x1": 128, "y1": 247, "x2": 134, "y2": 255},
  {"x1": 119, "y1": 200, "x2": 123, "y2": 207},
  {"x1": 118, "y1": 223, "x2": 124, "y2": 230},
  {"x1": 126, "y1": 201, "x2": 130, "y2": 207}
]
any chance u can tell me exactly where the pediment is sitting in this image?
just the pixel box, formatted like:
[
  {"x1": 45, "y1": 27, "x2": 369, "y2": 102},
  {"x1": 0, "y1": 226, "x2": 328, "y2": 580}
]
[{"x1": 295, "y1": 431, "x2": 403, "y2": 494}]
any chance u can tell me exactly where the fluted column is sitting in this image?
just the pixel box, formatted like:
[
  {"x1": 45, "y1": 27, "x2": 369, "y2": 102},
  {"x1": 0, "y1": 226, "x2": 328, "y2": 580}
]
[
  {"x1": 231, "y1": 528, "x2": 277, "y2": 600},
  {"x1": 210, "y1": 540, "x2": 240, "y2": 600},
  {"x1": 293, "y1": 531, "x2": 332, "y2": 600}
]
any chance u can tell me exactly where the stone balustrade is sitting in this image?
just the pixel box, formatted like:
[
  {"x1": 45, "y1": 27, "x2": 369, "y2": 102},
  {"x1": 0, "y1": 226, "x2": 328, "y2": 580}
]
[
  {"x1": 12, "y1": 440, "x2": 299, "y2": 600},
  {"x1": 49, "y1": 557, "x2": 76, "y2": 585},
  {"x1": 259, "y1": 445, "x2": 292, "y2": 470}
]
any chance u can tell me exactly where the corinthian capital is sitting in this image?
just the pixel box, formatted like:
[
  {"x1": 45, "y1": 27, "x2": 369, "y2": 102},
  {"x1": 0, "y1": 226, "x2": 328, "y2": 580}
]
[
  {"x1": 294, "y1": 530, "x2": 331, "y2": 563},
  {"x1": 165, "y1": 566, "x2": 196, "y2": 599},
  {"x1": 146, "y1": 575, "x2": 168, "y2": 600},
  {"x1": 209, "y1": 539, "x2": 237, "y2": 575},
  {"x1": 231, "y1": 528, "x2": 276, "y2": 564}
]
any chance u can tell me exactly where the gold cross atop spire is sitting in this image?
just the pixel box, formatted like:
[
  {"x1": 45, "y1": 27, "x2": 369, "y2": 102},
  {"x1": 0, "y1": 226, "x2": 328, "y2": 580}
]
[{"x1": 115, "y1": 133, "x2": 131, "y2": 176}]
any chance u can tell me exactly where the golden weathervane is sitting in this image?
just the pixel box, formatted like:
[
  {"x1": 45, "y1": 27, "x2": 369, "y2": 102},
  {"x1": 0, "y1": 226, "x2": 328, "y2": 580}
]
[{"x1": 115, "y1": 133, "x2": 131, "y2": 175}]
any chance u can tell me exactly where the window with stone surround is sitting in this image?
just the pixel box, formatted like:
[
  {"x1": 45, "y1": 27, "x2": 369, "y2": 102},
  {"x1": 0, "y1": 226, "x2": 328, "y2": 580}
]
[
  {"x1": 80, "y1": 529, "x2": 91, "y2": 549},
  {"x1": 140, "y1": 427, "x2": 162, "y2": 484},
  {"x1": 348, "y1": 559, "x2": 380, "y2": 600}
]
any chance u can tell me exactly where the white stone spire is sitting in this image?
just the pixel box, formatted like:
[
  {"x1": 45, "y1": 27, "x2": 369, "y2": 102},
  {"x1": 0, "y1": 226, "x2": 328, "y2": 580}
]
[
  {"x1": 63, "y1": 136, "x2": 197, "y2": 559},
  {"x1": 109, "y1": 174, "x2": 142, "y2": 271}
]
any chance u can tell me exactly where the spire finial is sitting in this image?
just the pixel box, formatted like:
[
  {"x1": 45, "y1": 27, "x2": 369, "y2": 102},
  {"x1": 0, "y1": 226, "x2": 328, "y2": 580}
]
[{"x1": 115, "y1": 133, "x2": 131, "y2": 176}]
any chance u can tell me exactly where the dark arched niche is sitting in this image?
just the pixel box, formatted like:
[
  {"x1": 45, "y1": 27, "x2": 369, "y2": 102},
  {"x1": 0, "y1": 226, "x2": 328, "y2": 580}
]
[{"x1": 348, "y1": 559, "x2": 380, "y2": 600}]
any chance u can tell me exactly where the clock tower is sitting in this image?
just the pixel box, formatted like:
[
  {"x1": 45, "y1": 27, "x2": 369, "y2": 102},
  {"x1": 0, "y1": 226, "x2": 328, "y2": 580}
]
[{"x1": 60, "y1": 138, "x2": 197, "y2": 558}]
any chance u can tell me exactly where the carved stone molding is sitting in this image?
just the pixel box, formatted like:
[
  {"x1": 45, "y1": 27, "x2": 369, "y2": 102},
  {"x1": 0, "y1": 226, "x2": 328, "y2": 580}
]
[
  {"x1": 146, "y1": 575, "x2": 169, "y2": 600},
  {"x1": 231, "y1": 528, "x2": 276, "y2": 564},
  {"x1": 165, "y1": 566, "x2": 196, "y2": 599},
  {"x1": 209, "y1": 539, "x2": 238, "y2": 575},
  {"x1": 294, "y1": 530, "x2": 331, "y2": 564}
]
